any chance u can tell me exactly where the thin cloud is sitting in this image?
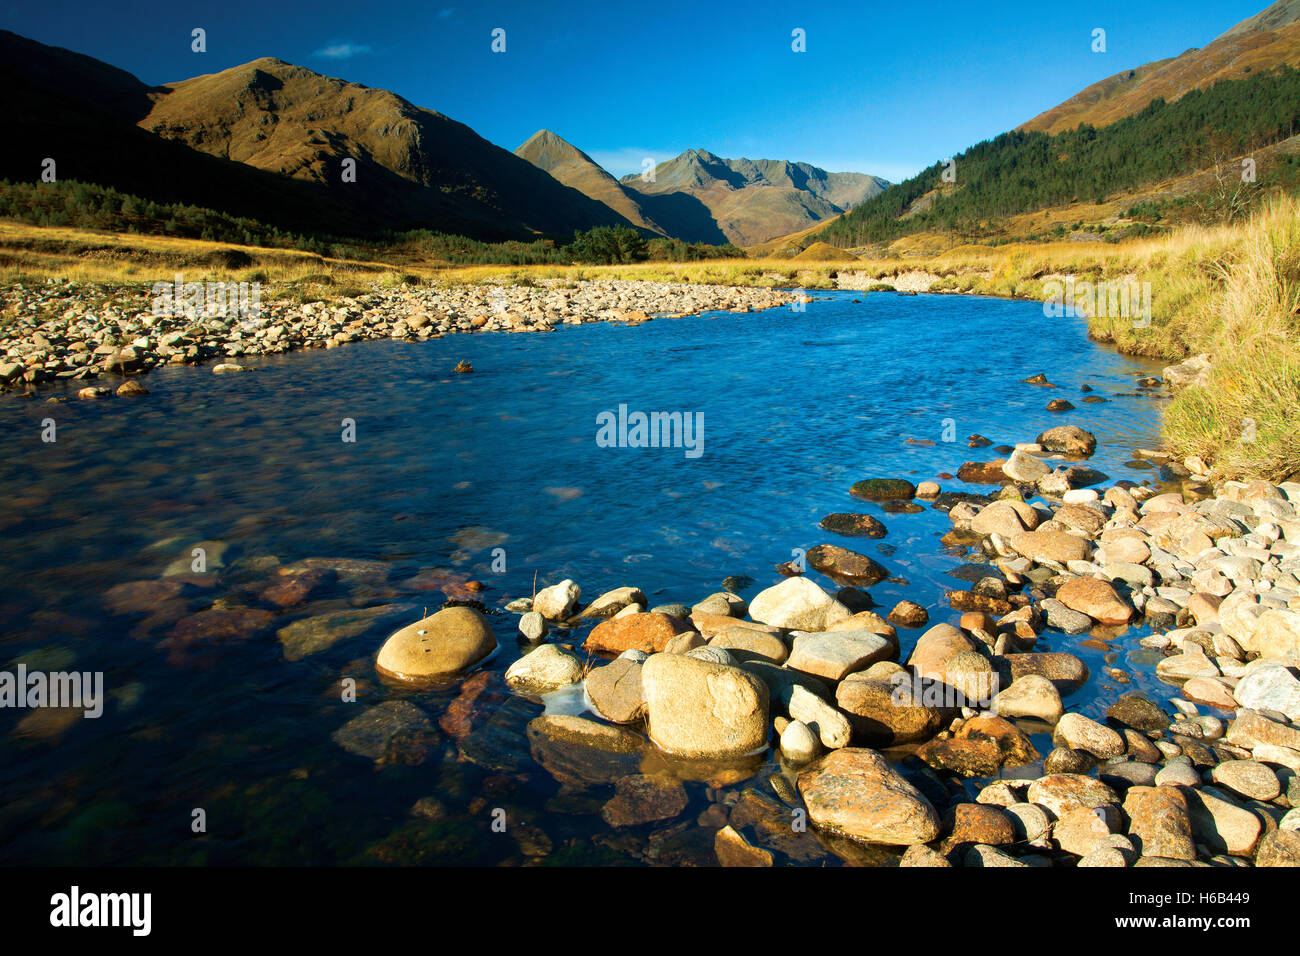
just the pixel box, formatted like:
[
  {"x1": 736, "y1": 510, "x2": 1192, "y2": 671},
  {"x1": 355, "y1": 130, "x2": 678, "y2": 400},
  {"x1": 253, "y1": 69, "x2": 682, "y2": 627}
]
[
  {"x1": 437, "y1": 8, "x2": 456, "y2": 18},
  {"x1": 586, "y1": 147, "x2": 679, "y2": 179},
  {"x1": 313, "y1": 41, "x2": 373, "y2": 60}
]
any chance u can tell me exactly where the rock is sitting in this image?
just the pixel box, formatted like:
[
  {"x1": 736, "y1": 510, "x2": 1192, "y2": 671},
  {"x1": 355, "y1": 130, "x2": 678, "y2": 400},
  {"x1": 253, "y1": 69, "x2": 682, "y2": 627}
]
[
  {"x1": 917, "y1": 737, "x2": 1004, "y2": 777},
  {"x1": 582, "y1": 586, "x2": 646, "y2": 619},
  {"x1": 1225, "y1": 709, "x2": 1300, "y2": 751},
  {"x1": 955, "y1": 714, "x2": 1040, "y2": 766},
  {"x1": 1010, "y1": 530, "x2": 1093, "y2": 564},
  {"x1": 518, "y1": 611, "x2": 547, "y2": 642},
  {"x1": 1078, "y1": 847, "x2": 1130, "y2": 867},
  {"x1": 526, "y1": 715, "x2": 645, "y2": 786},
  {"x1": 787, "y1": 630, "x2": 893, "y2": 682},
  {"x1": 708, "y1": 626, "x2": 788, "y2": 664},
  {"x1": 1106, "y1": 693, "x2": 1171, "y2": 731},
  {"x1": 277, "y1": 603, "x2": 414, "y2": 661},
  {"x1": 848, "y1": 478, "x2": 916, "y2": 501},
  {"x1": 641, "y1": 653, "x2": 769, "y2": 759},
  {"x1": 836, "y1": 676, "x2": 950, "y2": 745},
  {"x1": 375, "y1": 607, "x2": 497, "y2": 682},
  {"x1": 1251, "y1": 610, "x2": 1300, "y2": 659},
  {"x1": 1123, "y1": 787, "x2": 1196, "y2": 860},
  {"x1": 899, "y1": 844, "x2": 952, "y2": 867},
  {"x1": 887, "y1": 600, "x2": 929, "y2": 628},
  {"x1": 971, "y1": 501, "x2": 1032, "y2": 537},
  {"x1": 601, "y1": 774, "x2": 688, "y2": 827},
  {"x1": 797, "y1": 748, "x2": 942, "y2": 845},
  {"x1": 1255, "y1": 829, "x2": 1300, "y2": 866},
  {"x1": 805, "y1": 544, "x2": 889, "y2": 587},
  {"x1": 504, "y1": 644, "x2": 584, "y2": 694},
  {"x1": 663, "y1": 631, "x2": 706, "y2": 655},
  {"x1": 1025, "y1": 774, "x2": 1119, "y2": 817},
  {"x1": 748, "y1": 576, "x2": 850, "y2": 630},
  {"x1": 1003, "y1": 449, "x2": 1051, "y2": 482},
  {"x1": 691, "y1": 591, "x2": 747, "y2": 618},
  {"x1": 1162, "y1": 353, "x2": 1212, "y2": 390},
  {"x1": 964, "y1": 844, "x2": 1028, "y2": 867},
  {"x1": 1054, "y1": 713, "x2": 1126, "y2": 758},
  {"x1": 1036, "y1": 425, "x2": 1097, "y2": 458},
  {"x1": 1040, "y1": 599, "x2": 1093, "y2": 634},
  {"x1": 1055, "y1": 577, "x2": 1134, "y2": 625},
  {"x1": 819, "y1": 513, "x2": 888, "y2": 538},
  {"x1": 1044, "y1": 747, "x2": 1097, "y2": 774},
  {"x1": 584, "y1": 656, "x2": 646, "y2": 724},
  {"x1": 532, "y1": 579, "x2": 580, "y2": 620},
  {"x1": 908, "y1": 624, "x2": 977, "y2": 681},
  {"x1": 332, "y1": 700, "x2": 434, "y2": 761},
  {"x1": 1210, "y1": 760, "x2": 1281, "y2": 801},
  {"x1": 942, "y1": 803, "x2": 1017, "y2": 850},
  {"x1": 1156, "y1": 648, "x2": 1221, "y2": 682},
  {"x1": 992, "y1": 674, "x2": 1064, "y2": 723},
  {"x1": 1054, "y1": 504, "x2": 1106, "y2": 535},
  {"x1": 785, "y1": 684, "x2": 853, "y2": 750},
  {"x1": 115, "y1": 380, "x2": 148, "y2": 397},
  {"x1": 1001, "y1": 652, "x2": 1090, "y2": 694},
  {"x1": 779, "y1": 720, "x2": 821, "y2": 763},
  {"x1": 585, "y1": 612, "x2": 692, "y2": 655},
  {"x1": 1181, "y1": 676, "x2": 1238, "y2": 710},
  {"x1": 1233, "y1": 665, "x2": 1300, "y2": 721},
  {"x1": 1055, "y1": 805, "x2": 1119, "y2": 856},
  {"x1": 1155, "y1": 762, "x2": 1201, "y2": 787},
  {"x1": 714, "y1": 825, "x2": 773, "y2": 866},
  {"x1": 1183, "y1": 788, "x2": 1262, "y2": 857}
]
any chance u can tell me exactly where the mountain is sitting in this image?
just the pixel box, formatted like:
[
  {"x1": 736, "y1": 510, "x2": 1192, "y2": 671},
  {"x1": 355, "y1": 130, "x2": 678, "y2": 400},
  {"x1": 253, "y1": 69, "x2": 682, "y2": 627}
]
[
  {"x1": 1021, "y1": 0, "x2": 1300, "y2": 134},
  {"x1": 515, "y1": 130, "x2": 665, "y2": 235},
  {"x1": 0, "y1": 30, "x2": 634, "y2": 241},
  {"x1": 616, "y1": 149, "x2": 889, "y2": 246}
]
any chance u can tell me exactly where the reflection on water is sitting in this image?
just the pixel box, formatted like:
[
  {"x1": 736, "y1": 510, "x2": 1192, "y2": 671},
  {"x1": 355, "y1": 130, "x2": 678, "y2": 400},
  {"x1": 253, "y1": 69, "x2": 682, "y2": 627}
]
[{"x1": 0, "y1": 291, "x2": 1173, "y2": 865}]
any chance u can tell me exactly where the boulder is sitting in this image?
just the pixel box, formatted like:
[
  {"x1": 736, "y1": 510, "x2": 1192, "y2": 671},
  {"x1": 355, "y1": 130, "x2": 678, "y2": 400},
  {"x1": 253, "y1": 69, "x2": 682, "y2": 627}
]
[
  {"x1": 641, "y1": 653, "x2": 769, "y2": 758},
  {"x1": 376, "y1": 607, "x2": 497, "y2": 682},
  {"x1": 1054, "y1": 577, "x2": 1133, "y2": 625},
  {"x1": 787, "y1": 630, "x2": 893, "y2": 682},
  {"x1": 748, "y1": 576, "x2": 851, "y2": 630},
  {"x1": 797, "y1": 748, "x2": 942, "y2": 845},
  {"x1": 533, "y1": 579, "x2": 580, "y2": 620},
  {"x1": 585, "y1": 612, "x2": 692, "y2": 655},
  {"x1": 805, "y1": 544, "x2": 889, "y2": 587},
  {"x1": 503, "y1": 643, "x2": 584, "y2": 693}
]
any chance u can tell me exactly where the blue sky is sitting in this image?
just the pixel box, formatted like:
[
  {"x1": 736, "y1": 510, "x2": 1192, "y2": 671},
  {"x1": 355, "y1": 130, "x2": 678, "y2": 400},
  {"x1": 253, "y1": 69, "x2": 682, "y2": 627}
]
[{"x1": 1, "y1": 0, "x2": 1272, "y2": 181}]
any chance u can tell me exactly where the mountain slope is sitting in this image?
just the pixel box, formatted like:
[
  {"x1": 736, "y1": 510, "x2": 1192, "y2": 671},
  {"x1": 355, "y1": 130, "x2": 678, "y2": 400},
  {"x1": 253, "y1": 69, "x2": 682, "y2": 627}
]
[
  {"x1": 139, "y1": 58, "x2": 634, "y2": 239},
  {"x1": 515, "y1": 130, "x2": 665, "y2": 235},
  {"x1": 0, "y1": 31, "x2": 634, "y2": 241},
  {"x1": 1021, "y1": 0, "x2": 1300, "y2": 134},
  {"x1": 617, "y1": 149, "x2": 889, "y2": 245}
]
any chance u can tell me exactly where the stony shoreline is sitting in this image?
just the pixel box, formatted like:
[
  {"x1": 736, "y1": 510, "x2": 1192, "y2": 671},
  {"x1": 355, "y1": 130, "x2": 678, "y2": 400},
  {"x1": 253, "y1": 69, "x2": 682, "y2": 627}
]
[
  {"x1": 0, "y1": 278, "x2": 798, "y2": 395},
  {"x1": 364, "y1": 420, "x2": 1300, "y2": 867}
]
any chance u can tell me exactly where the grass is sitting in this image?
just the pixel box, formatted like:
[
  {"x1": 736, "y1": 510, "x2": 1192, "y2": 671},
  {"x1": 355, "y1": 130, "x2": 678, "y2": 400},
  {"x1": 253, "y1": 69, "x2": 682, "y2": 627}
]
[{"x1": 4, "y1": 200, "x2": 1299, "y2": 479}]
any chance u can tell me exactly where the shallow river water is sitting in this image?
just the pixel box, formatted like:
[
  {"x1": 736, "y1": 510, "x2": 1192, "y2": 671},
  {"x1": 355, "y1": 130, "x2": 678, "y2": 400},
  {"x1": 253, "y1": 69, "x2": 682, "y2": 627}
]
[{"x1": 0, "y1": 289, "x2": 1181, "y2": 865}]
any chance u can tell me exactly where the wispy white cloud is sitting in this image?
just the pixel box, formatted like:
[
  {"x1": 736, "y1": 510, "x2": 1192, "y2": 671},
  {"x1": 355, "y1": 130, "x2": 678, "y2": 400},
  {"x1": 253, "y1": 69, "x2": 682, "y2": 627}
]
[
  {"x1": 437, "y1": 7, "x2": 456, "y2": 18},
  {"x1": 313, "y1": 41, "x2": 373, "y2": 60}
]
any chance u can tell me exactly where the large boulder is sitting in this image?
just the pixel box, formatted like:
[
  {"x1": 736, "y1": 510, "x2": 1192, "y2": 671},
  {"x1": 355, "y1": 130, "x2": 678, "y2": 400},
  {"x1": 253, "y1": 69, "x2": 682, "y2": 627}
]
[
  {"x1": 836, "y1": 675, "x2": 952, "y2": 745},
  {"x1": 797, "y1": 748, "x2": 941, "y2": 845},
  {"x1": 641, "y1": 654, "x2": 769, "y2": 759},
  {"x1": 584, "y1": 655, "x2": 646, "y2": 724},
  {"x1": 1233, "y1": 665, "x2": 1300, "y2": 721},
  {"x1": 376, "y1": 607, "x2": 497, "y2": 682},
  {"x1": 1003, "y1": 449, "x2": 1051, "y2": 483},
  {"x1": 748, "y1": 576, "x2": 851, "y2": 630},
  {"x1": 585, "y1": 611, "x2": 692, "y2": 655}
]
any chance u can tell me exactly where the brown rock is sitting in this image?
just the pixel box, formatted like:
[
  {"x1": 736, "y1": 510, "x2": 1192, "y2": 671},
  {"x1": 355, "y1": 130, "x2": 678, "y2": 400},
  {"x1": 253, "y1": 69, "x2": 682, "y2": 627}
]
[
  {"x1": 1055, "y1": 577, "x2": 1133, "y2": 625},
  {"x1": 714, "y1": 825, "x2": 774, "y2": 866},
  {"x1": 586, "y1": 612, "x2": 691, "y2": 655}
]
